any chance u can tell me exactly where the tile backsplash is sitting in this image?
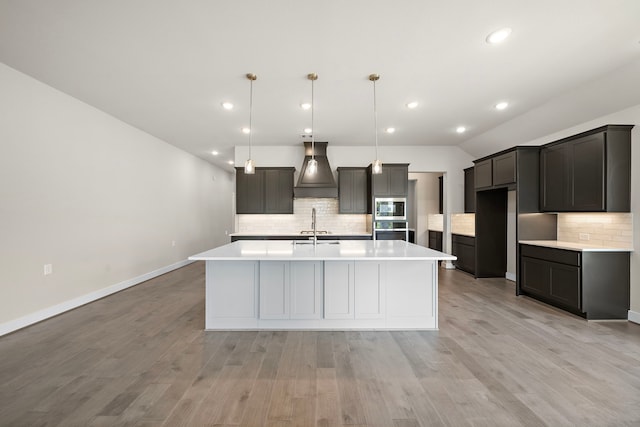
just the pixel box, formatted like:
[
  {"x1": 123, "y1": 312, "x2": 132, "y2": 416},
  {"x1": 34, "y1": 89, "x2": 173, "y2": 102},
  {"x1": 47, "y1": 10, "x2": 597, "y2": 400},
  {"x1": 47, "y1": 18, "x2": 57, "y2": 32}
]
[
  {"x1": 451, "y1": 213, "x2": 476, "y2": 237},
  {"x1": 236, "y1": 198, "x2": 371, "y2": 234},
  {"x1": 427, "y1": 214, "x2": 443, "y2": 232},
  {"x1": 557, "y1": 213, "x2": 633, "y2": 249}
]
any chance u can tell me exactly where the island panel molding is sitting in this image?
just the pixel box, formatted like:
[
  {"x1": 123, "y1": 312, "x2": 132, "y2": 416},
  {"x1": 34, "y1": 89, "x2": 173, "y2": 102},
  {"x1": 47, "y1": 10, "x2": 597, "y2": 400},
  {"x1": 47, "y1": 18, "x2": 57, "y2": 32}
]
[{"x1": 190, "y1": 240, "x2": 455, "y2": 330}]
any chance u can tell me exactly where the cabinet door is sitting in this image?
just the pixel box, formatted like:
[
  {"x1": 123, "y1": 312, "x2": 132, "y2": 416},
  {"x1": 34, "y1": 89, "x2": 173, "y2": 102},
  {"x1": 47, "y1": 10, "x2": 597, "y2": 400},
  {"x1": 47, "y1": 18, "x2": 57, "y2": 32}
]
[
  {"x1": 492, "y1": 151, "x2": 516, "y2": 186},
  {"x1": 259, "y1": 261, "x2": 289, "y2": 319},
  {"x1": 540, "y1": 145, "x2": 568, "y2": 211},
  {"x1": 352, "y1": 169, "x2": 369, "y2": 213},
  {"x1": 464, "y1": 167, "x2": 475, "y2": 213},
  {"x1": 474, "y1": 159, "x2": 492, "y2": 189},
  {"x1": 571, "y1": 133, "x2": 605, "y2": 211},
  {"x1": 354, "y1": 261, "x2": 385, "y2": 319},
  {"x1": 372, "y1": 165, "x2": 408, "y2": 197},
  {"x1": 458, "y1": 243, "x2": 475, "y2": 274},
  {"x1": 388, "y1": 166, "x2": 408, "y2": 196},
  {"x1": 372, "y1": 170, "x2": 390, "y2": 196},
  {"x1": 265, "y1": 169, "x2": 294, "y2": 214},
  {"x1": 521, "y1": 256, "x2": 549, "y2": 297},
  {"x1": 548, "y1": 263, "x2": 581, "y2": 310},
  {"x1": 339, "y1": 168, "x2": 368, "y2": 214},
  {"x1": 324, "y1": 261, "x2": 354, "y2": 319},
  {"x1": 236, "y1": 169, "x2": 265, "y2": 214},
  {"x1": 290, "y1": 261, "x2": 323, "y2": 319}
]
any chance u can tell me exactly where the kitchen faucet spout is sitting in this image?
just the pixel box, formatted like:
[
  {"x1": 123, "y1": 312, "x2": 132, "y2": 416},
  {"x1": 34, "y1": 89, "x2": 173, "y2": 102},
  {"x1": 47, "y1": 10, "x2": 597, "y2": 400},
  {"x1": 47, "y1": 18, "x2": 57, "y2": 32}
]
[{"x1": 312, "y1": 207, "x2": 317, "y2": 246}]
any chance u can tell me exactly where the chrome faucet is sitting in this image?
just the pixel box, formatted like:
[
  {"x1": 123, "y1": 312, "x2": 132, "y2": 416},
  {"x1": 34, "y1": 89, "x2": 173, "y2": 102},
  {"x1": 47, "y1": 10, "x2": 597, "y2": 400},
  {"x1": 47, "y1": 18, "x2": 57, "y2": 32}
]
[{"x1": 311, "y1": 207, "x2": 317, "y2": 246}]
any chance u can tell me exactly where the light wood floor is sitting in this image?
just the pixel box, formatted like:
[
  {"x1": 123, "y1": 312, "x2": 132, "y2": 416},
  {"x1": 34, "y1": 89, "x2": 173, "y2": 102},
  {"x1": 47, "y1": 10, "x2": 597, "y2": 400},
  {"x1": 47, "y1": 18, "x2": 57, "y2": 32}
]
[{"x1": 2, "y1": 263, "x2": 640, "y2": 426}]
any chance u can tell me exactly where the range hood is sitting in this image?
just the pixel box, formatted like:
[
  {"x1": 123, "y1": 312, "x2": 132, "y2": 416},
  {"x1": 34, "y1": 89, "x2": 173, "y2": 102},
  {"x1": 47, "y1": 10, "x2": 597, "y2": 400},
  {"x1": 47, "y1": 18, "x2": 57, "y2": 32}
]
[{"x1": 294, "y1": 141, "x2": 338, "y2": 198}]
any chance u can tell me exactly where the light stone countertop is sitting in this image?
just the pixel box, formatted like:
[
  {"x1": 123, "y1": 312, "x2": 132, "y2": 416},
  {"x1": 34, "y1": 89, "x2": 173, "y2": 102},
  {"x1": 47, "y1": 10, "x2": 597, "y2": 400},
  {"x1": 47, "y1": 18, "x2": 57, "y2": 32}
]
[
  {"x1": 519, "y1": 240, "x2": 633, "y2": 252},
  {"x1": 190, "y1": 240, "x2": 456, "y2": 261},
  {"x1": 229, "y1": 232, "x2": 372, "y2": 237}
]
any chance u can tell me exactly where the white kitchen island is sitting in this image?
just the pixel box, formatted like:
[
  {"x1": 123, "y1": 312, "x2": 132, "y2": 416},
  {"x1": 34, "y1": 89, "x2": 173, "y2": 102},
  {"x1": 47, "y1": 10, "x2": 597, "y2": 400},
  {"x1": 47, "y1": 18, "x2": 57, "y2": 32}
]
[{"x1": 189, "y1": 240, "x2": 455, "y2": 330}]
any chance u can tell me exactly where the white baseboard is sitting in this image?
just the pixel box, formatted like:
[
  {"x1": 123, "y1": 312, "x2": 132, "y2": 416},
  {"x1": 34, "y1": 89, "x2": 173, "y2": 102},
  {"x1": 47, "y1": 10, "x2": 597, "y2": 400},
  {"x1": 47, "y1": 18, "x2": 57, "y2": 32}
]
[
  {"x1": 628, "y1": 310, "x2": 640, "y2": 324},
  {"x1": 0, "y1": 259, "x2": 194, "y2": 337},
  {"x1": 505, "y1": 272, "x2": 516, "y2": 282}
]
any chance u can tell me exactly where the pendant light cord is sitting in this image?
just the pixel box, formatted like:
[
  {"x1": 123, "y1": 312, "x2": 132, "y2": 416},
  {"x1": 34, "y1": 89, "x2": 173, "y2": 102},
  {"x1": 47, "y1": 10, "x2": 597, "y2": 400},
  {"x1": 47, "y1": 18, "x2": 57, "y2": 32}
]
[
  {"x1": 373, "y1": 78, "x2": 378, "y2": 160},
  {"x1": 310, "y1": 74, "x2": 316, "y2": 162},
  {"x1": 311, "y1": 77, "x2": 315, "y2": 161},
  {"x1": 248, "y1": 78, "x2": 253, "y2": 160}
]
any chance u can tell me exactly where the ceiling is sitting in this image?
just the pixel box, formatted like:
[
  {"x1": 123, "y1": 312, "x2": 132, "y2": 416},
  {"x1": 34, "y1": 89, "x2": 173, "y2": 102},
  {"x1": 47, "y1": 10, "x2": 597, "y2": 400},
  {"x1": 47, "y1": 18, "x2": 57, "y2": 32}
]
[{"x1": 1, "y1": 0, "x2": 639, "y2": 171}]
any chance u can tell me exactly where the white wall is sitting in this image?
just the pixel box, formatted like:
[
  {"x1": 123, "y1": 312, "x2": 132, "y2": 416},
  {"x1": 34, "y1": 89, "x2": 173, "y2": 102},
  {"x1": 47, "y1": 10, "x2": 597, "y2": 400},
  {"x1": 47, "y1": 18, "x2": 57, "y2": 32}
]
[{"x1": 0, "y1": 63, "x2": 233, "y2": 334}]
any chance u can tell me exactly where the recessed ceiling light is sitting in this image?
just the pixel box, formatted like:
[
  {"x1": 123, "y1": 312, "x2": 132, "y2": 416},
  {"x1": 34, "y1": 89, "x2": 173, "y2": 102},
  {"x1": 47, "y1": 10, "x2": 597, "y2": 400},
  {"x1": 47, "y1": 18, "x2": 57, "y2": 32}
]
[
  {"x1": 301, "y1": 103, "x2": 311, "y2": 110},
  {"x1": 486, "y1": 27, "x2": 512, "y2": 44},
  {"x1": 241, "y1": 127, "x2": 251, "y2": 134},
  {"x1": 406, "y1": 101, "x2": 419, "y2": 109},
  {"x1": 227, "y1": 160, "x2": 234, "y2": 165},
  {"x1": 211, "y1": 150, "x2": 219, "y2": 156},
  {"x1": 495, "y1": 101, "x2": 509, "y2": 110},
  {"x1": 385, "y1": 127, "x2": 396, "y2": 134},
  {"x1": 304, "y1": 128, "x2": 312, "y2": 134},
  {"x1": 456, "y1": 126, "x2": 466, "y2": 134},
  {"x1": 222, "y1": 102, "x2": 234, "y2": 110}
]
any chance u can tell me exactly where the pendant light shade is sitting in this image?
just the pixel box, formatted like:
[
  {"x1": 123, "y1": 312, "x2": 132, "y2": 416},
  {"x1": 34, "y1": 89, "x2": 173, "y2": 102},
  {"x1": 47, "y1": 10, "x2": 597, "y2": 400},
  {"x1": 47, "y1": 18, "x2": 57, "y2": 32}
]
[
  {"x1": 369, "y1": 74, "x2": 382, "y2": 175},
  {"x1": 244, "y1": 73, "x2": 257, "y2": 174},
  {"x1": 307, "y1": 73, "x2": 318, "y2": 175}
]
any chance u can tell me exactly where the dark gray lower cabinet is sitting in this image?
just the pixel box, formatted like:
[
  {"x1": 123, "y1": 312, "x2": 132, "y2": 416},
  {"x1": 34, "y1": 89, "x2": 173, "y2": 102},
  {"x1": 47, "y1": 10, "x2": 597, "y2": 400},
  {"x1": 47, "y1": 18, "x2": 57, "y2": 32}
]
[
  {"x1": 428, "y1": 230, "x2": 442, "y2": 252},
  {"x1": 451, "y1": 234, "x2": 475, "y2": 275},
  {"x1": 520, "y1": 244, "x2": 629, "y2": 319}
]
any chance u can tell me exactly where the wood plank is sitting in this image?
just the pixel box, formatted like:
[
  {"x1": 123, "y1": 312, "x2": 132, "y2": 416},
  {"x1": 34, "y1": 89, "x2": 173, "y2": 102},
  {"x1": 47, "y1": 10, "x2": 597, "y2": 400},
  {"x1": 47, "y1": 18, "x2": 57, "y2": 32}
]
[{"x1": 1, "y1": 262, "x2": 640, "y2": 425}]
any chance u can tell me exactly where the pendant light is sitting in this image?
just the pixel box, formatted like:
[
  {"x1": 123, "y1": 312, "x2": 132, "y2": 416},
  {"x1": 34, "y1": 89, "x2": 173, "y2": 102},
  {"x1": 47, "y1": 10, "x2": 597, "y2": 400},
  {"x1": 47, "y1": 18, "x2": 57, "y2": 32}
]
[
  {"x1": 307, "y1": 73, "x2": 318, "y2": 175},
  {"x1": 369, "y1": 74, "x2": 382, "y2": 175},
  {"x1": 244, "y1": 73, "x2": 257, "y2": 174}
]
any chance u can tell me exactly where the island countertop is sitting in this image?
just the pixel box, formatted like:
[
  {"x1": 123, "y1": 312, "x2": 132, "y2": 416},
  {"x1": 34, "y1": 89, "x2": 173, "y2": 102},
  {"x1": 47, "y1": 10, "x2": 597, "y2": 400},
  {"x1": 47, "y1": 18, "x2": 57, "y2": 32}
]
[{"x1": 189, "y1": 240, "x2": 456, "y2": 262}]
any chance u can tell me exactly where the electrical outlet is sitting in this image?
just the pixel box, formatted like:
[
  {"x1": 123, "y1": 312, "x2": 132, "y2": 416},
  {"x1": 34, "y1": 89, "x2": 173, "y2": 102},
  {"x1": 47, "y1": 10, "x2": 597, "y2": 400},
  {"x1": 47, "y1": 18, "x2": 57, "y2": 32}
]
[
  {"x1": 171, "y1": 240, "x2": 176, "y2": 247},
  {"x1": 43, "y1": 264, "x2": 53, "y2": 275},
  {"x1": 579, "y1": 233, "x2": 590, "y2": 241}
]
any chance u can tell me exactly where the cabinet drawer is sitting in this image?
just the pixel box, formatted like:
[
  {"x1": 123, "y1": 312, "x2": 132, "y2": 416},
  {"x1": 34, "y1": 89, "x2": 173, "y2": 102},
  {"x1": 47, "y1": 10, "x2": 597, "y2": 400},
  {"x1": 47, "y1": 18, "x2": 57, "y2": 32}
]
[
  {"x1": 452, "y1": 234, "x2": 475, "y2": 247},
  {"x1": 521, "y1": 244, "x2": 580, "y2": 266}
]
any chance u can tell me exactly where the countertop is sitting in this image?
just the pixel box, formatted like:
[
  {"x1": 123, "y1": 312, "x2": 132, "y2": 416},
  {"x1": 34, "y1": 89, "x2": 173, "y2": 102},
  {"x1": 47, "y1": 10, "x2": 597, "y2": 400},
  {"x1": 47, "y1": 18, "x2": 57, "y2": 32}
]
[
  {"x1": 229, "y1": 232, "x2": 373, "y2": 237},
  {"x1": 452, "y1": 232, "x2": 476, "y2": 238},
  {"x1": 519, "y1": 240, "x2": 633, "y2": 252},
  {"x1": 190, "y1": 240, "x2": 457, "y2": 261}
]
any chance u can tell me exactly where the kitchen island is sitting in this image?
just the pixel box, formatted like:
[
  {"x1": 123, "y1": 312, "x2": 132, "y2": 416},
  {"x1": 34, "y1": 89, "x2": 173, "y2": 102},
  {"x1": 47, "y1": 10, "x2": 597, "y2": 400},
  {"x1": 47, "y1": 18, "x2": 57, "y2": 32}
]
[{"x1": 189, "y1": 240, "x2": 455, "y2": 330}]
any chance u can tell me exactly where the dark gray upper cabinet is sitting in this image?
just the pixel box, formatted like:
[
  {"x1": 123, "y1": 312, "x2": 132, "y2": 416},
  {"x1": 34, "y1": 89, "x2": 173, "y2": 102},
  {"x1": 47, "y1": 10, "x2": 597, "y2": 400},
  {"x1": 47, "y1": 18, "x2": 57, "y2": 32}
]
[
  {"x1": 371, "y1": 163, "x2": 409, "y2": 197},
  {"x1": 338, "y1": 167, "x2": 370, "y2": 214},
  {"x1": 540, "y1": 125, "x2": 632, "y2": 212},
  {"x1": 474, "y1": 150, "x2": 516, "y2": 190},
  {"x1": 265, "y1": 169, "x2": 294, "y2": 214},
  {"x1": 236, "y1": 168, "x2": 265, "y2": 214},
  {"x1": 236, "y1": 167, "x2": 295, "y2": 214},
  {"x1": 463, "y1": 167, "x2": 475, "y2": 213},
  {"x1": 474, "y1": 159, "x2": 492, "y2": 189},
  {"x1": 492, "y1": 151, "x2": 516, "y2": 186}
]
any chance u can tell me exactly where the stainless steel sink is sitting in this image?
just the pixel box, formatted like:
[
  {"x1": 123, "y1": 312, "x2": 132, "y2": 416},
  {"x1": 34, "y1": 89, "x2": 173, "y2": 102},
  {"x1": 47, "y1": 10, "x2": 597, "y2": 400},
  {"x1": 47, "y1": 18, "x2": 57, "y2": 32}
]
[{"x1": 293, "y1": 240, "x2": 340, "y2": 246}]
